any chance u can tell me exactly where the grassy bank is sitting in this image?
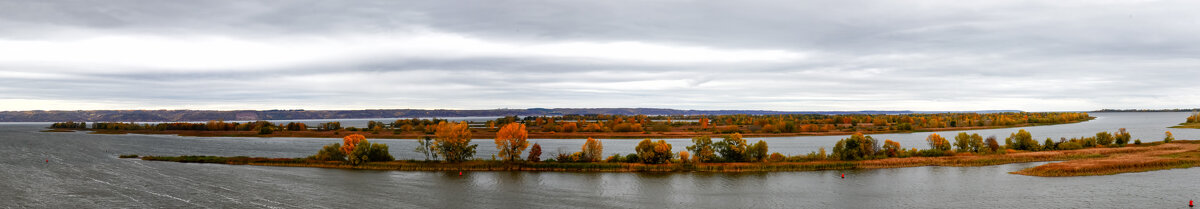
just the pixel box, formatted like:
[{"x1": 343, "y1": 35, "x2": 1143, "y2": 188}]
[
  {"x1": 134, "y1": 141, "x2": 1200, "y2": 175},
  {"x1": 1169, "y1": 123, "x2": 1200, "y2": 129}
]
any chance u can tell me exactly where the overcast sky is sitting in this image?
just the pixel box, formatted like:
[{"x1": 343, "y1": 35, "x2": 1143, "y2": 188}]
[{"x1": 1, "y1": 0, "x2": 1197, "y2": 111}]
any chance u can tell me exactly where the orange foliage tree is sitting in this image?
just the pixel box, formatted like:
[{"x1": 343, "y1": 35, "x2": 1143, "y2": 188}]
[
  {"x1": 494, "y1": 123, "x2": 529, "y2": 161},
  {"x1": 341, "y1": 134, "x2": 366, "y2": 155}
]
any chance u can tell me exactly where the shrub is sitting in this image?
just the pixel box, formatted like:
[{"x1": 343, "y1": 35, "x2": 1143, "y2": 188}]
[
  {"x1": 1114, "y1": 128, "x2": 1131, "y2": 146},
  {"x1": 832, "y1": 133, "x2": 878, "y2": 160},
  {"x1": 309, "y1": 143, "x2": 346, "y2": 161},
  {"x1": 347, "y1": 141, "x2": 393, "y2": 165},
  {"x1": 118, "y1": 154, "x2": 139, "y2": 158},
  {"x1": 1042, "y1": 138, "x2": 1056, "y2": 151},
  {"x1": 767, "y1": 152, "x2": 785, "y2": 162},
  {"x1": 1165, "y1": 131, "x2": 1175, "y2": 143},
  {"x1": 1056, "y1": 141, "x2": 1083, "y2": 150},
  {"x1": 1134, "y1": 139, "x2": 1142, "y2": 145},
  {"x1": 636, "y1": 139, "x2": 674, "y2": 164}
]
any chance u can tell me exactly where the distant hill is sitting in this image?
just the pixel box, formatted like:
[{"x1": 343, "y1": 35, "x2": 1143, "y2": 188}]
[
  {"x1": 1093, "y1": 108, "x2": 1200, "y2": 112},
  {"x1": 0, "y1": 108, "x2": 1023, "y2": 122}
]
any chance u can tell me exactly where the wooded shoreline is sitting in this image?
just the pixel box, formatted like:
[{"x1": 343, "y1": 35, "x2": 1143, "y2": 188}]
[{"x1": 129, "y1": 140, "x2": 1200, "y2": 176}]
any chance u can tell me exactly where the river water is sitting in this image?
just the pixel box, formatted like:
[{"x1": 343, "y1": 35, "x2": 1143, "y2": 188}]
[{"x1": 2, "y1": 112, "x2": 1199, "y2": 208}]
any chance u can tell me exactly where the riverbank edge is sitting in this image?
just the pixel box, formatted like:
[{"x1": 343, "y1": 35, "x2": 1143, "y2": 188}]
[{"x1": 69, "y1": 117, "x2": 1095, "y2": 140}]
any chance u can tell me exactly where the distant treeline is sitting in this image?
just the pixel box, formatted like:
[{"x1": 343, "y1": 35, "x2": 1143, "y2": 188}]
[
  {"x1": 1, "y1": 108, "x2": 1019, "y2": 122},
  {"x1": 1094, "y1": 108, "x2": 1200, "y2": 112},
  {"x1": 49, "y1": 112, "x2": 1091, "y2": 136}
]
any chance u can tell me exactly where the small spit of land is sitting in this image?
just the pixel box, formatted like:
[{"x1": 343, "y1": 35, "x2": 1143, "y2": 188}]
[
  {"x1": 1169, "y1": 112, "x2": 1200, "y2": 129},
  {"x1": 130, "y1": 140, "x2": 1200, "y2": 177}
]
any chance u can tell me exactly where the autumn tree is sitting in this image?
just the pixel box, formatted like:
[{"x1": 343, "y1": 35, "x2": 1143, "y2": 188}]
[
  {"x1": 494, "y1": 123, "x2": 529, "y2": 162},
  {"x1": 341, "y1": 134, "x2": 366, "y2": 155},
  {"x1": 714, "y1": 133, "x2": 748, "y2": 162},
  {"x1": 953, "y1": 132, "x2": 971, "y2": 152},
  {"x1": 580, "y1": 137, "x2": 603, "y2": 162},
  {"x1": 434, "y1": 121, "x2": 477, "y2": 162},
  {"x1": 985, "y1": 136, "x2": 1000, "y2": 153},
  {"x1": 687, "y1": 136, "x2": 717, "y2": 163},
  {"x1": 1165, "y1": 131, "x2": 1175, "y2": 143},
  {"x1": 528, "y1": 143, "x2": 542, "y2": 162},
  {"x1": 636, "y1": 139, "x2": 674, "y2": 164},
  {"x1": 679, "y1": 150, "x2": 691, "y2": 163},
  {"x1": 699, "y1": 118, "x2": 710, "y2": 129},
  {"x1": 882, "y1": 140, "x2": 901, "y2": 157},
  {"x1": 1114, "y1": 128, "x2": 1131, "y2": 146},
  {"x1": 926, "y1": 133, "x2": 951, "y2": 151}
]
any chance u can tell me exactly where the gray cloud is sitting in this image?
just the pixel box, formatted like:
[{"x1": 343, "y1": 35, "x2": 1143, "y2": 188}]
[{"x1": 1, "y1": 0, "x2": 1198, "y2": 111}]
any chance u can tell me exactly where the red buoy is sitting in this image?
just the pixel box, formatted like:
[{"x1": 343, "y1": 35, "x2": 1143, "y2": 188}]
[
  {"x1": 841, "y1": 173, "x2": 845, "y2": 179},
  {"x1": 459, "y1": 171, "x2": 462, "y2": 176},
  {"x1": 45, "y1": 159, "x2": 48, "y2": 163},
  {"x1": 1189, "y1": 200, "x2": 1193, "y2": 207}
]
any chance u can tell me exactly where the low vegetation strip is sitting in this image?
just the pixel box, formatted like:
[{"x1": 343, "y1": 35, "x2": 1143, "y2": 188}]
[{"x1": 1013, "y1": 141, "x2": 1200, "y2": 177}]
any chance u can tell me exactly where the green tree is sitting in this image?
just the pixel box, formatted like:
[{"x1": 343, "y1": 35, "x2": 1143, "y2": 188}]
[
  {"x1": 347, "y1": 141, "x2": 394, "y2": 166},
  {"x1": 832, "y1": 133, "x2": 878, "y2": 160},
  {"x1": 1095, "y1": 131, "x2": 1114, "y2": 146},
  {"x1": 745, "y1": 140, "x2": 769, "y2": 162},
  {"x1": 714, "y1": 133, "x2": 748, "y2": 162},
  {"x1": 1042, "y1": 138, "x2": 1056, "y2": 151},
  {"x1": 968, "y1": 133, "x2": 984, "y2": 153},
  {"x1": 953, "y1": 132, "x2": 971, "y2": 152},
  {"x1": 686, "y1": 136, "x2": 717, "y2": 163},
  {"x1": 308, "y1": 143, "x2": 346, "y2": 161},
  {"x1": 1006, "y1": 129, "x2": 1037, "y2": 151}
]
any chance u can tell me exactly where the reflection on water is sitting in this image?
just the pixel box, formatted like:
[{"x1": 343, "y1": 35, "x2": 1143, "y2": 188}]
[{"x1": 1, "y1": 112, "x2": 1200, "y2": 208}]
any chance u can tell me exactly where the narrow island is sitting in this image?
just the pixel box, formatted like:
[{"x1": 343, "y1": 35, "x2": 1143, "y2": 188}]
[
  {"x1": 111, "y1": 121, "x2": 1192, "y2": 177},
  {"x1": 49, "y1": 112, "x2": 1094, "y2": 139}
]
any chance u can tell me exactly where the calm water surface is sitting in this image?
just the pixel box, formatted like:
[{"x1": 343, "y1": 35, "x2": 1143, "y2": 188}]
[{"x1": 3, "y1": 112, "x2": 1200, "y2": 208}]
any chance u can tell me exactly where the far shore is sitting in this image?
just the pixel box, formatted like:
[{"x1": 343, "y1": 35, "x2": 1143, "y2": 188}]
[
  {"x1": 71, "y1": 121, "x2": 1089, "y2": 140},
  {"x1": 129, "y1": 140, "x2": 1200, "y2": 177}
]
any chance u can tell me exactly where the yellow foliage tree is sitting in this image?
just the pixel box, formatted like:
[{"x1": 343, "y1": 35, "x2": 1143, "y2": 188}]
[{"x1": 494, "y1": 123, "x2": 529, "y2": 162}]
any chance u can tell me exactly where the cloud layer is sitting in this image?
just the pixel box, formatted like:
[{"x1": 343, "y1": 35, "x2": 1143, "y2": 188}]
[{"x1": 1, "y1": 0, "x2": 1198, "y2": 111}]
